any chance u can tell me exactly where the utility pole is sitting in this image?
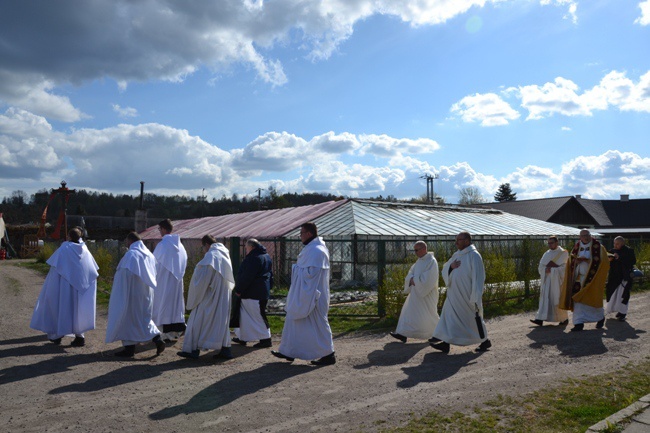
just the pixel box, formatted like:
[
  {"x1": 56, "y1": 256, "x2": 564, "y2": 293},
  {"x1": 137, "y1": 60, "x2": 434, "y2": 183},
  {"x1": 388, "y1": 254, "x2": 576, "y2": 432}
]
[
  {"x1": 255, "y1": 188, "x2": 264, "y2": 210},
  {"x1": 201, "y1": 188, "x2": 205, "y2": 217},
  {"x1": 420, "y1": 173, "x2": 439, "y2": 203}
]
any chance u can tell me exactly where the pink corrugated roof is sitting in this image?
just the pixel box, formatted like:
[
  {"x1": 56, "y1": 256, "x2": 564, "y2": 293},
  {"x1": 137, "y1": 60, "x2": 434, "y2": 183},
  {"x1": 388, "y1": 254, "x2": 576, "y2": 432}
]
[{"x1": 140, "y1": 199, "x2": 348, "y2": 240}]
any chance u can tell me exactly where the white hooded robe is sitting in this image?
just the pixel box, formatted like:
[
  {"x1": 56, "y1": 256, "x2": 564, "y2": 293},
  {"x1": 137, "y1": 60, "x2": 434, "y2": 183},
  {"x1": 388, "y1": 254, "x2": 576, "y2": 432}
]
[
  {"x1": 278, "y1": 237, "x2": 334, "y2": 360},
  {"x1": 535, "y1": 247, "x2": 569, "y2": 322},
  {"x1": 30, "y1": 240, "x2": 99, "y2": 339},
  {"x1": 105, "y1": 240, "x2": 161, "y2": 345},
  {"x1": 395, "y1": 252, "x2": 440, "y2": 339},
  {"x1": 182, "y1": 243, "x2": 234, "y2": 352},
  {"x1": 152, "y1": 234, "x2": 187, "y2": 327},
  {"x1": 433, "y1": 244, "x2": 488, "y2": 346}
]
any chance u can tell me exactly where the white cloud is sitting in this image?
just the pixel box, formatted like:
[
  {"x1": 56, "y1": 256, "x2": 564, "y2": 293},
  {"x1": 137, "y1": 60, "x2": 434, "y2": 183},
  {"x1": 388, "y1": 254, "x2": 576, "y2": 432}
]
[
  {"x1": 450, "y1": 93, "x2": 521, "y2": 126},
  {"x1": 112, "y1": 104, "x2": 138, "y2": 118},
  {"x1": 0, "y1": 72, "x2": 85, "y2": 122},
  {"x1": 636, "y1": 0, "x2": 650, "y2": 25},
  {"x1": 2, "y1": 106, "x2": 648, "y2": 203},
  {"x1": 310, "y1": 131, "x2": 362, "y2": 154},
  {"x1": 540, "y1": 0, "x2": 578, "y2": 24},
  {"x1": 359, "y1": 134, "x2": 440, "y2": 156},
  {"x1": 303, "y1": 160, "x2": 406, "y2": 196},
  {"x1": 1, "y1": 0, "x2": 582, "y2": 122},
  {"x1": 505, "y1": 70, "x2": 650, "y2": 120}
]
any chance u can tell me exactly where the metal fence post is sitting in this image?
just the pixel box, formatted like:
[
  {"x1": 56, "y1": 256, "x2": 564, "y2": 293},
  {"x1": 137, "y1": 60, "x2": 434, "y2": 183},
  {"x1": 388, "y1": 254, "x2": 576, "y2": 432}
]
[
  {"x1": 377, "y1": 239, "x2": 386, "y2": 317},
  {"x1": 230, "y1": 237, "x2": 240, "y2": 276}
]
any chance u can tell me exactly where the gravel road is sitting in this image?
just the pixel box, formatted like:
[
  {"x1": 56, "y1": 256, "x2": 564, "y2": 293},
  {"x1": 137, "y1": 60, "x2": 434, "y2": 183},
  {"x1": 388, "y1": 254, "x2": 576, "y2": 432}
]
[{"x1": 1, "y1": 260, "x2": 648, "y2": 433}]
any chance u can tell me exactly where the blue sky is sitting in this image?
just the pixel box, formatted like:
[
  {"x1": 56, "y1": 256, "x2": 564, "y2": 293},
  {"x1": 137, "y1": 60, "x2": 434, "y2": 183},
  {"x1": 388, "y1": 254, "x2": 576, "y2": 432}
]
[{"x1": 1, "y1": 0, "x2": 649, "y2": 204}]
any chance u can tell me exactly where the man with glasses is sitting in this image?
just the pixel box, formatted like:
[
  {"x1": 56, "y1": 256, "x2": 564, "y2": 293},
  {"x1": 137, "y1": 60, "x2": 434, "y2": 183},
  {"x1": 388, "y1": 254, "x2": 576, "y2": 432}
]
[
  {"x1": 389, "y1": 241, "x2": 439, "y2": 343},
  {"x1": 430, "y1": 231, "x2": 491, "y2": 353},
  {"x1": 560, "y1": 229, "x2": 609, "y2": 332},
  {"x1": 530, "y1": 236, "x2": 569, "y2": 327}
]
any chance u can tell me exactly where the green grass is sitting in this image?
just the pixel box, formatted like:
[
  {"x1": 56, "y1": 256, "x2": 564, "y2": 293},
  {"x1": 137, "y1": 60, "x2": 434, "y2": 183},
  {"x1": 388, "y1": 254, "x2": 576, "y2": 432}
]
[
  {"x1": 382, "y1": 358, "x2": 650, "y2": 433},
  {"x1": 16, "y1": 259, "x2": 113, "y2": 306},
  {"x1": 267, "y1": 314, "x2": 398, "y2": 335}
]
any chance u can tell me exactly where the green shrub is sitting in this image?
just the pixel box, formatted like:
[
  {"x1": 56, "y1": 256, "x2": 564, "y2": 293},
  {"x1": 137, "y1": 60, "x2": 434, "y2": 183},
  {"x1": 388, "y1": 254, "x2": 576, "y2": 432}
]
[
  {"x1": 482, "y1": 249, "x2": 517, "y2": 304},
  {"x1": 380, "y1": 260, "x2": 411, "y2": 319},
  {"x1": 35, "y1": 242, "x2": 56, "y2": 263},
  {"x1": 93, "y1": 246, "x2": 117, "y2": 280}
]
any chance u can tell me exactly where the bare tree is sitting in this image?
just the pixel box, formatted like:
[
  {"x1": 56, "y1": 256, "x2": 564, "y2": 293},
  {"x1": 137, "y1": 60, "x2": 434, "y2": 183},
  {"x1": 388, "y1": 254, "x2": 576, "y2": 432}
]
[{"x1": 458, "y1": 187, "x2": 486, "y2": 205}]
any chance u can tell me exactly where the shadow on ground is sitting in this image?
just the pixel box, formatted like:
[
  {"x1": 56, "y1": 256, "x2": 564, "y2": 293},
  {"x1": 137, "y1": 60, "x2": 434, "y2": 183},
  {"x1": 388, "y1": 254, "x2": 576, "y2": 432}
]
[{"x1": 149, "y1": 363, "x2": 315, "y2": 420}]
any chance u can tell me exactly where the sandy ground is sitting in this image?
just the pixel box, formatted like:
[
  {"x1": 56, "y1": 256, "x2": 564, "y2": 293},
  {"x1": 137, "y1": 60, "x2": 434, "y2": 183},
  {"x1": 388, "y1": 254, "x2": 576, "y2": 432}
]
[{"x1": 1, "y1": 260, "x2": 648, "y2": 433}]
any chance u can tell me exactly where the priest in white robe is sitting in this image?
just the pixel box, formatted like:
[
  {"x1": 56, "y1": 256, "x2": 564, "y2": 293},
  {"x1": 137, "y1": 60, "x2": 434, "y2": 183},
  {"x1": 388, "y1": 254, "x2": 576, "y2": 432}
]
[
  {"x1": 152, "y1": 219, "x2": 188, "y2": 341},
  {"x1": 530, "y1": 236, "x2": 569, "y2": 326},
  {"x1": 272, "y1": 222, "x2": 336, "y2": 366},
  {"x1": 178, "y1": 235, "x2": 235, "y2": 360},
  {"x1": 389, "y1": 241, "x2": 439, "y2": 343},
  {"x1": 559, "y1": 229, "x2": 609, "y2": 332},
  {"x1": 431, "y1": 231, "x2": 491, "y2": 353},
  {"x1": 31, "y1": 227, "x2": 98, "y2": 347},
  {"x1": 106, "y1": 232, "x2": 165, "y2": 358}
]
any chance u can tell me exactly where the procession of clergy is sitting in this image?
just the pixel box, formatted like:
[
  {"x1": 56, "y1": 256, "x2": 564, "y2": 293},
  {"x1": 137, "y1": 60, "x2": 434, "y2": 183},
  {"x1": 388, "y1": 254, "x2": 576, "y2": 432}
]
[{"x1": 30, "y1": 219, "x2": 636, "y2": 363}]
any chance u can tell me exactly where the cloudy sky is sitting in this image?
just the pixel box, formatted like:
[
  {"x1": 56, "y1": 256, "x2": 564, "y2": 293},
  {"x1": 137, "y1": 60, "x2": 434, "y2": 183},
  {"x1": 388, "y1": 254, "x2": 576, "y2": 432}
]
[{"x1": 1, "y1": 0, "x2": 649, "y2": 204}]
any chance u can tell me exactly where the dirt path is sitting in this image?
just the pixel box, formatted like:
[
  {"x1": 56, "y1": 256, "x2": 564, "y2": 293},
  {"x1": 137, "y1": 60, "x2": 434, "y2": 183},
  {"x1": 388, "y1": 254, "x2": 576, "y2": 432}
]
[{"x1": 1, "y1": 260, "x2": 648, "y2": 433}]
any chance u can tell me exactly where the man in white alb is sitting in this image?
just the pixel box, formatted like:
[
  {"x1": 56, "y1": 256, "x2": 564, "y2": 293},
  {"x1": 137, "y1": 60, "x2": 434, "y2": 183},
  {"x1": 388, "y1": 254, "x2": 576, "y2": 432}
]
[
  {"x1": 106, "y1": 232, "x2": 165, "y2": 357},
  {"x1": 31, "y1": 227, "x2": 98, "y2": 347},
  {"x1": 272, "y1": 222, "x2": 336, "y2": 366},
  {"x1": 152, "y1": 219, "x2": 187, "y2": 341},
  {"x1": 389, "y1": 241, "x2": 439, "y2": 343},
  {"x1": 430, "y1": 231, "x2": 491, "y2": 353},
  {"x1": 559, "y1": 229, "x2": 609, "y2": 332},
  {"x1": 178, "y1": 235, "x2": 234, "y2": 360},
  {"x1": 530, "y1": 236, "x2": 569, "y2": 326}
]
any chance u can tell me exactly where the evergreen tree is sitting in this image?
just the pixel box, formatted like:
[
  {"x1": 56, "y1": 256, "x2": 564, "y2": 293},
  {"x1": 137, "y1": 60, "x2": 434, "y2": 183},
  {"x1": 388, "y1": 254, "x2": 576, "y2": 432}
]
[{"x1": 494, "y1": 183, "x2": 517, "y2": 202}]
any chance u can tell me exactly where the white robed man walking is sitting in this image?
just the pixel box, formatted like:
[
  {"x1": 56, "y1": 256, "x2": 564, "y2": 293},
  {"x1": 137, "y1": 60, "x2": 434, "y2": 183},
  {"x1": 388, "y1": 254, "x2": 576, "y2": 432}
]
[
  {"x1": 389, "y1": 241, "x2": 439, "y2": 343},
  {"x1": 152, "y1": 219, "x2": 188, "y2": 341},
  {"x1": 430, "y1": 231, "x2": 491, "y2": 353},
  {"x1": 178, "y1": 235, "x2": 235, "y2": 360},
  {"x1": 31, "y1": 227, "x2": 98, "y2": 347},
  {"x1": 272, "y1": 222, "x2": 336, "y2": 366},
  {"x1": 530, "y1": 236, "x2": 569, "y2": 326},
  {"x1": 106, "y1": 232, "x2": 165, "y2": 358}
]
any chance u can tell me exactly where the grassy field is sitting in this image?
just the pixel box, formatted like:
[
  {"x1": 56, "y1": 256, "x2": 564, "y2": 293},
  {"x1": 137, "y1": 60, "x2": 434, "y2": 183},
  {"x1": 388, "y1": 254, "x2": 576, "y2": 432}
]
[{"x1": 380, "y1": 358, "x2": 650, "y2": 433}]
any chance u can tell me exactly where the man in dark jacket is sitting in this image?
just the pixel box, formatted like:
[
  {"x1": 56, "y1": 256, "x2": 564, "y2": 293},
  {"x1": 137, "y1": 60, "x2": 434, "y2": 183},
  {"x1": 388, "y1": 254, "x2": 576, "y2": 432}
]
[
  {"x1": 231, "y1": 238, "x2": 273, "y2": 348},
  {"x1": 605, "y1": 236, "x2": 636, "y2": 321}
]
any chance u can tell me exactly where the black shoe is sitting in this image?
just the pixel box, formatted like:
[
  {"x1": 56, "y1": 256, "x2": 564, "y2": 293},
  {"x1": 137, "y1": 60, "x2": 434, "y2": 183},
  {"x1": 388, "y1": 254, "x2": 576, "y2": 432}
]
[
  {"x1": 232, "y1": 337, "x2": 247, "y2": 346},
  {"x1": 617, "y1": 314, "x2": 626, "y2": 322},
  {"x1": 389, "y1": 332, "x2": 407, "y2": 343},
  {"x1": 115, "y1": 345, "x2": 136, "y2": 358},
  {"x1": 558, "y1": 319, "x2": 569, "y2": 326},
  {"x1": 430, "y1": 341, "x2": 450, "y2": 353},
  {"x1": 49, "y1": 337, "x2": 62, "y2": 345},
  {"x1": 311, "y1": 352, "x2": 336, "y2": 366},
  {"x1": 253, "y1": 338, "x2": 272, "y2": 348},
  {"x1": 214, "y1": 347, "x2": 233, "y2": 360},
  {"x1": 571, "y1": 324, "x2": 584, "y2": 332},
  {"x1": 177, "y1": 350, "x2": 200, "y2": 359},
  {"x1": 153, "y1": 335, "x2": 165, "y2": 355},
  {"x1": 271, "y1": 350, "x2": 295, "y2": 362},
  {"x1": 476, "y1": 339, "x2": 492, "y2": 352},
  {"x1": 530, "y1": 319, "x2": 543, "y2": 326},
  {"x1": 70, "y1": 336, "x2": 85, "y2": 347},
  {"x1": 428, "y1": 336, "x2": 441, "y2": 344},
  {"x1": 596, "y1": 318, "x2": 605, "y2": 329}
]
